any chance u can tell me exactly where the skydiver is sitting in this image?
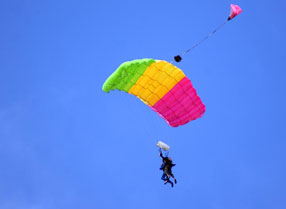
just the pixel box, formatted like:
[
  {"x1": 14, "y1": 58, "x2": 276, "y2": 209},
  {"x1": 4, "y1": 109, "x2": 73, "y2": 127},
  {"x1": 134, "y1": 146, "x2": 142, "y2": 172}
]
[{"x1": 159, "y1": 149, "x2": 177, "y2": 187}]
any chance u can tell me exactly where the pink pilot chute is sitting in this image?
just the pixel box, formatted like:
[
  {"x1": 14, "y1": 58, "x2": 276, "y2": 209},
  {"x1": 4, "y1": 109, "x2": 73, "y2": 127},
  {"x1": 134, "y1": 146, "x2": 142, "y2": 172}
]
[{"x1": 228, "y1": 4, "x2": 243, "y2": 20}]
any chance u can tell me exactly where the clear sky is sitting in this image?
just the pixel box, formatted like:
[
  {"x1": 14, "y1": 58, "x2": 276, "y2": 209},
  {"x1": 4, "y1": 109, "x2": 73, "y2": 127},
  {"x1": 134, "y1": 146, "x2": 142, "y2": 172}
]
[{"x1": 1, "y1": 0, "x2": 285, "y2": 209}]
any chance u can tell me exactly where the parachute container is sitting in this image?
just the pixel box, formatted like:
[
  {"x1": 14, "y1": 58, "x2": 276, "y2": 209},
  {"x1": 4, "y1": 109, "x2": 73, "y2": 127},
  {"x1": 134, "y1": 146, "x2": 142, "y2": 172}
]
[
  {"x1": 102, "y1": 59, "x2": 205, "y2": 127},
  {"x1": 157, "y1": 141, "x2": 170, "y2": 151}
]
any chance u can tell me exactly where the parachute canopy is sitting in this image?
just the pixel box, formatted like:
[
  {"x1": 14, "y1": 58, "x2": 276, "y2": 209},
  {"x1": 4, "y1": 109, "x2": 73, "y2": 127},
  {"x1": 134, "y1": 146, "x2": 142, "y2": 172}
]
[
  {"x1": 102, "y1": 59, "x2": 205, "y2": 127},
  {"x1": 157, "y1": 141, "x2": 170, "y2": 151},
  {"x1": 228, "y1": 4, "x2": 243, "y2": 20}
]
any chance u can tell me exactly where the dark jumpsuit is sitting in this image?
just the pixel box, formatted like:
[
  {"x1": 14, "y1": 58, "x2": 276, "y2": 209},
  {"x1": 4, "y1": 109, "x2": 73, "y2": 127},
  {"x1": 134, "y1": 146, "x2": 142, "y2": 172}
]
[{"x1": 160, "y1": 154, "x2": 175, "y2": 181}]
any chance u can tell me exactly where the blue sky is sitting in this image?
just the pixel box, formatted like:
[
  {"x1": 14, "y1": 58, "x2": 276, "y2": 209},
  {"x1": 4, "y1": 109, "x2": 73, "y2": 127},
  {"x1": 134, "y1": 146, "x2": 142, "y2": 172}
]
[{"x1": 0, "y1": 0, "x2": 285, "y2": 209}]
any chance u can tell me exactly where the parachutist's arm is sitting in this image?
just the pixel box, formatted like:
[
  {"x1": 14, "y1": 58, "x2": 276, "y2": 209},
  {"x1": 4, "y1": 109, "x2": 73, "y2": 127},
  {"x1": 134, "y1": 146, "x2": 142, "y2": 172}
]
[{"x1": 158, "y1": 148, "x2": 164, "y2": 158}]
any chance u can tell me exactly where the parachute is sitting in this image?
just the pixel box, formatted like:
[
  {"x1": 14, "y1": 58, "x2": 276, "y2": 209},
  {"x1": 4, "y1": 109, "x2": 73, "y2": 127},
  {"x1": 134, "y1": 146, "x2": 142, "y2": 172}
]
[
  {"x1": 102, "y1": 59, "x2": 205, "y2": 127},
  {"x1": 102, "y1": 4, "x2": 242, "y2": 127}
]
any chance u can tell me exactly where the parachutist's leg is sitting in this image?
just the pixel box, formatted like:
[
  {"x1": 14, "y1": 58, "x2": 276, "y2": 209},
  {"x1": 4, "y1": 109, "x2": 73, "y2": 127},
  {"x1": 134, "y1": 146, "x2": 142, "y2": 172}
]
[
  {"x1": 166, "y1": 179, "x2": 174, "y2": 187},
  {"x1": 163, "y1": 167, "x2": 174, "y2": 186},
  {"x1": 164, "y1": 178, "x2": 173, "y2": 186},
  {"x1": 166, "y1": 169, "x2": 177, "y2": 184},
  {"x1": 169, "y1": 170, "x2": 177, "y2": 184},
  {"x1": 161, "y1": 173, "x2": 167, "y2": 181},
  {"x1": 164, "y1": 168, "x2": 169, "y2": 177},
  {"x1": 173, "y1": 176, "x2": 177, "y2": 184},
  {"x1": 162, "y1": 171, "x2": 170, "y2": 184},
  {"x1": 165, "y1": 174, "x2": 171, "y2": 185},
  {"x1": 162, "y1": 174, "x2": 170, "y2": 185}
]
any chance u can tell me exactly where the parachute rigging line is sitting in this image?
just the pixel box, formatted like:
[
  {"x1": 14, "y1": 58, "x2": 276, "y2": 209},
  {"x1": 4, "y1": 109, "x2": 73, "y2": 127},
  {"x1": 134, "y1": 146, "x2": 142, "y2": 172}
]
[
  {"x1": 174, "y1": 21, "x2": 227, "y2": 63},
  {"x1": 174, "y1": 4, "x2": 243, "y2": 62}
]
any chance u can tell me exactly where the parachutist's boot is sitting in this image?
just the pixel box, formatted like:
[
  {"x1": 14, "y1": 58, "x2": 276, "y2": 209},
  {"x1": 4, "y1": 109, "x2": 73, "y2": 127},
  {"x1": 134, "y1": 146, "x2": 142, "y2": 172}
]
[{"x1": 174, "y1": 179, "x2": 177, "y2": 184}]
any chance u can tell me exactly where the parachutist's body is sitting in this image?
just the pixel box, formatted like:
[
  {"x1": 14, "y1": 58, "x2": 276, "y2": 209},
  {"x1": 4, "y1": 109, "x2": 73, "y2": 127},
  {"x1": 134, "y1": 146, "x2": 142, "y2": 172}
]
[{"x1": 159, "y1": 151, "x2": 177, "y2": 187}]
